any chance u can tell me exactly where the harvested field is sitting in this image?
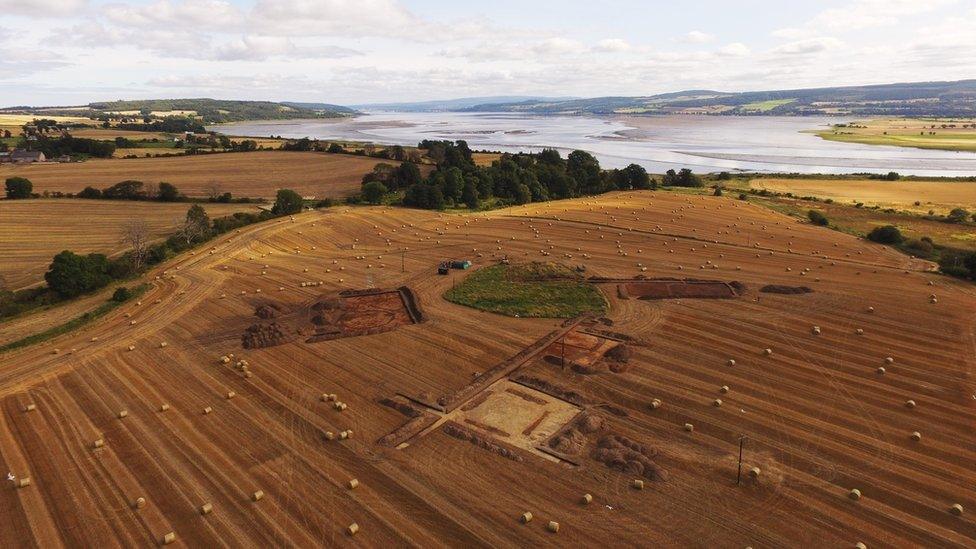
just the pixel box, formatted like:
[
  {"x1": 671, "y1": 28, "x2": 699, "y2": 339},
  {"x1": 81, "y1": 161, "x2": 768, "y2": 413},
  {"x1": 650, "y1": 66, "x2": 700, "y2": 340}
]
[
  {"x1": 618, "y1": 279, "x2": 739, "y2": 300},
  {"x1": 0, "y1": 151, "x2": 412, "y2": 199},
  {"x1": 0, "y1": 191, "x2": 974, "y2": 547},
  {"x1": 752, "y1": 177, "x2": 976, "y2": 215},
  {"x1": 0, "y1": 199, "x2": 257, "y2": 289}
]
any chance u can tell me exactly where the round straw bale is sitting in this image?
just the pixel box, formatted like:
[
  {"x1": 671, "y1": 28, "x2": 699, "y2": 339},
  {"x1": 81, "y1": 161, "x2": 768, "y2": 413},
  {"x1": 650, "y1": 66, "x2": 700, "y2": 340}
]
[
  {"x1": 950, "y1": 503, "x2": 964, "y2": 516},
  {"x1": 520, "y1": 512, "x2": 533, "y2": 524},
  {"x1": 251, "y1": 490, "x2": 264, "y2": 502},
  {"x1": 684, "y1": 423, "x2": 694, "y2": 432},
  {"x1": 347, "y1": 478, "x2": 359, "y2": 489},
  {"x1": 720, "y1": 385, "x2": 729, "y2": 394},
  {"x1": 762, "y1": 348, "x2": 772, "y2": 356},
  {"x1": 649, "y1": 398, "x2": 662, "y2": 410},
  {"x1": 93, "y1": 439, "x2": 104, "y2": 449},
  {"x1": 24, "y1": 403, "x2": 36, "y2": 412},
  {"x1": 547, "y1": 521, "x2": 560, "y2": 533},
  {"x1": 849, "y1": 488, "x2": 861, "y2": 500},
  {"x1": 910, "y1": 431, "x2": 921, "y2": 441},
  {"x1": 347, "y1": 523, "x2": 359, "y2": 536},
  {"x1": 581, "y1": 493, "x2": 593, "y2": 505},
  {"x1": 200, "y1": 502, "x2": 213, "y2": 515},
  {"x1": 905, "y1": 399, "x2": 916, "y2": 409},
  {"x1": 160, "y1": 404, "x2": 170, "y2": 412},
  {"x1": 727, "y1": 359, "x2": 736, "y2": 367},
  {"x1": 633, "y1": 479, "x2": 645, "y2": 490},
  {"x1": 713, "y1": 399, "x2": 723, "y2": 407},
  {"x1": 749, "y1": 467, "x2": 761, "y2": 478},
  {"x1": 162, "y1": 532, "x2": 176, "y2": 545}
]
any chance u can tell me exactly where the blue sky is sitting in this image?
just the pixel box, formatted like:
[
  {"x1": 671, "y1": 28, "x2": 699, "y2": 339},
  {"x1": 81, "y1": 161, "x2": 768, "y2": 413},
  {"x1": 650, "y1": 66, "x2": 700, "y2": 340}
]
[{"x1": 0, "y1": 0, "x2": 974, "y2": 106}]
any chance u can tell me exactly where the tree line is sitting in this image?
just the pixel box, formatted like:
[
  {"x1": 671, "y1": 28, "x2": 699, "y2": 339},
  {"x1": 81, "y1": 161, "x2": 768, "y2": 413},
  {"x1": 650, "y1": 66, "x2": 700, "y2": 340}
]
[{"x1": 357, "y1": 140, "x2": 704, "y2": 209}]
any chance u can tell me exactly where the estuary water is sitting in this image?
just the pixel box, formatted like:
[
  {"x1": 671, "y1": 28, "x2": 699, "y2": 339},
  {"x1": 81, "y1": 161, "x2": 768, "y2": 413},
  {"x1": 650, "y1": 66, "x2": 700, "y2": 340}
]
[{"x1": 214, "y1": 112, "x2": 976, "y2": 177}]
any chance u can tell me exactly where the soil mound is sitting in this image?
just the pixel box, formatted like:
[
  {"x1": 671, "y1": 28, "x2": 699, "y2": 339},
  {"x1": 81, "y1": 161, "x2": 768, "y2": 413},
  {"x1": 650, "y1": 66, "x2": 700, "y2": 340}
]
[
  {"x1": 592, "y1": 434, "x2": 668, "y2": 482},
  {"x1": 760, "y1": 285, "x2": 813, "y2": 294},
  {"x1": 512, "y1": 375, "x2": 586, "y2": 406},
  {"x1": 379, "y1": 397, "x2": 422, "y2": 418},
  {"x1": 547, "y1": 413, "x2": 605, "y2": 457},
  {"x1": 443, "y1": 423, "x2": 523, "y2": 462},
  {"x1": 242, "y1": 322, "x2": 291, "y2": 349},
  {"x1": 254, "y1": 304, "x2": 280, "y2": 319}
]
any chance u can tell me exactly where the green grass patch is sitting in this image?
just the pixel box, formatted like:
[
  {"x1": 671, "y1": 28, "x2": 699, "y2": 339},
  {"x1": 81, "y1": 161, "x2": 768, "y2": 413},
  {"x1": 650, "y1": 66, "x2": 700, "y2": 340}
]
[
  {"x1": 741, "y1": 99, "x2": 796, "y2": 112},
  {"x1": 444, "y1": 262, "x2": 607, "y2": 318},
  {"x1": 0, "y1": 284, "x2": 148, "y2": 354}
]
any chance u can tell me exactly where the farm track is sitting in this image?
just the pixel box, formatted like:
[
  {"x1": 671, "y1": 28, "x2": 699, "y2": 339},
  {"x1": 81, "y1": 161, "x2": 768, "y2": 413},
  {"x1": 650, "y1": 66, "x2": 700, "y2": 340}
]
[{"x1": 0, "y1": 191, "x2": 973, "y2": 547}]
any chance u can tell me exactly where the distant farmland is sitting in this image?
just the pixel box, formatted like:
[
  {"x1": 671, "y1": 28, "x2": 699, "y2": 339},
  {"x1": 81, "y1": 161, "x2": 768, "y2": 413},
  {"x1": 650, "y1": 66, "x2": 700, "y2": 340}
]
[
  {"x1": 0, "y1": 151, "x2": 398, "y2": 199},
  {"x1": 0, "y1": 199, "x2": 258, "y2": 290}
]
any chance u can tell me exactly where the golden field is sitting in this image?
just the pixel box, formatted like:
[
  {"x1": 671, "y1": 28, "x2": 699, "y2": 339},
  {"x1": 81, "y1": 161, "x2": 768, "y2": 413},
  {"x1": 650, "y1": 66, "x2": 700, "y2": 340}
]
[
  {"x1": 0, "y1": 191, "x2": 972, "y2": 547},
  {"x1": 751, "y1": 177, "x2": 976, "y2": 215},
  {"x1": 0, "y1": 199, "x2": 258, "y2": 290},
  {"x1": 0, "y1": 151, "x2": 394, "y2": 199}
]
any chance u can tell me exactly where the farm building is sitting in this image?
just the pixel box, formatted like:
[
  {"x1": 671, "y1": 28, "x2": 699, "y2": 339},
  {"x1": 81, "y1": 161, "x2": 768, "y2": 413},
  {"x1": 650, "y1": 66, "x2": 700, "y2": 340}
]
[{"x1": 4, "y1": 149, "x2": 46, "y2": 163}]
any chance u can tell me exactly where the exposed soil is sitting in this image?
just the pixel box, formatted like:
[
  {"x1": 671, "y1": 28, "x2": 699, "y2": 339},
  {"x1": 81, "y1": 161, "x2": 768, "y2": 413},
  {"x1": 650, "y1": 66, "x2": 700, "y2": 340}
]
[
  {"x1": 760, "y1": 284, "x2": 814, "y2": 294},
  {"x1": 305, "y1": 288, "x2": 420, "y2": 342},
  {"x1": 442, "y1": 422, "x2": 523, "y2": 462},
  {"x1": 241, "y1": 322, "x2": 293, "y2": 349},
  {"x1": 619, "y1": 279, "x2": 739, "y2": 299},
  {"x1": 592, "y1": 434, "x2": 669, "y2": 482}
]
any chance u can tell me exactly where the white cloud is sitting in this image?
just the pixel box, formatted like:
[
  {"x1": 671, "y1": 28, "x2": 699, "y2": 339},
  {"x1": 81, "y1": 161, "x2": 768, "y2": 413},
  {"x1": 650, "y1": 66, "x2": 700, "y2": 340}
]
[
  {"x1": 1, "y1": 0, "x2": 974, "y2": 106},
  {"x1": 684, "y1": 31, "x2": 714, "y2": 44},
  {"x1": 718, "y1": 42, "x2": 750, "y2": 57},
  {"x1": 771, "y1": 37, "x2": 843, "y2": 55},
  {"x1": 0, "y1": 0, "x2": 88, "y2": 16},
  {"x1": 0, "y1": 47, "x2": 71, "y2": 77},
  {"x1": 594, "y1": 38, "x2": 631, "y2": 53},
  {"x1": 808, "y1": 0, "x2": 955, "y2": 31},
  {"x1": 532, "y1": 37, "x2": 585, "y2": 55},
  {"x1": 104, "y1": 0, "x2": 242, "y2": 28},
  {"x1": 213, "y1": 36, "x2": 361, "y2": 61}
]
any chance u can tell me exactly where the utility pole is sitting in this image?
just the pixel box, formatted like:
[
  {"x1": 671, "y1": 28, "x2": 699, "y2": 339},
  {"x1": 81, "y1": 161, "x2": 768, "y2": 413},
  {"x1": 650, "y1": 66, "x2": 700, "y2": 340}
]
[
  {"x1": 736, "y1": 435, "x2": 746, "y2": 486},
  {"x1": 401, "y1": 249, "x2": 405, "y2": 273}
]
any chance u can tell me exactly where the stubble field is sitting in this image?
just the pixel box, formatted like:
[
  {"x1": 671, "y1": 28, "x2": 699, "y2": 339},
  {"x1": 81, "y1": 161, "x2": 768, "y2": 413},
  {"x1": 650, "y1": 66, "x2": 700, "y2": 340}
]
[
  {"x1": 0, "y1": 191, "x2": 972, "y2": 547},
  {"x1": 0, "y1": 151, "x2": 397, "y2": 199},
  {"x1": 0, "y1": 199, "x2": 258, "y2": 290},
  {"x1": 751, "y1": 177, "x2": 976, "y2": 215}
]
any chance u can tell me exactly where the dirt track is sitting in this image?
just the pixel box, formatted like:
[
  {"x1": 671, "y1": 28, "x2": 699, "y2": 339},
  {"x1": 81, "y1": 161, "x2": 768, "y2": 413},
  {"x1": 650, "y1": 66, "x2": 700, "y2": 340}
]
[{"x1": 0, "y1": 190, "x2": 973, "y2": 547}]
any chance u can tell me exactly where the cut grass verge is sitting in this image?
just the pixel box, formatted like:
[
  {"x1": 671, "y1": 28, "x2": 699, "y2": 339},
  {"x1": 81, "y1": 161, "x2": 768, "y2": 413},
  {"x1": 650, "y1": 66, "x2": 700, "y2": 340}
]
[
  {"x1": 0, "y1": 284, "x2": 148, "y2": 354},
  {"x1": 444, "y1": 262, "x2": 607, "y2": 318}
]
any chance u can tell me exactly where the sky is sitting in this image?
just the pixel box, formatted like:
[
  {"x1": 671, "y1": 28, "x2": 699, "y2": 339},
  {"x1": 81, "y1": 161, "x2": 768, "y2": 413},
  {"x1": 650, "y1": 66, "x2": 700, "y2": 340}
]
[{"x1": 1, "y1": 0, "x2": 975, "y2": 107}]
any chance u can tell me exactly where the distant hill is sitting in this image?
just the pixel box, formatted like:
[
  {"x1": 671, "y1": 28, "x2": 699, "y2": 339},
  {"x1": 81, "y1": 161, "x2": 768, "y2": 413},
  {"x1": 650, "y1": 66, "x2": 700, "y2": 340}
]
[
  {"x1": 352, "y1": 96, "x2": 578, "y2": 112},
  {"x1": 1, "y1": 99, "x2": 354, "y2": 123},
  {"x1": 461, "y1": 80, "x2": 976, "y2": 117},
  {"x1": 79, "y1": 98, "x2": 353, "y2": 123},
  {"x1": 280, "y1": 101, "x2": 358, "y2": 115}
]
